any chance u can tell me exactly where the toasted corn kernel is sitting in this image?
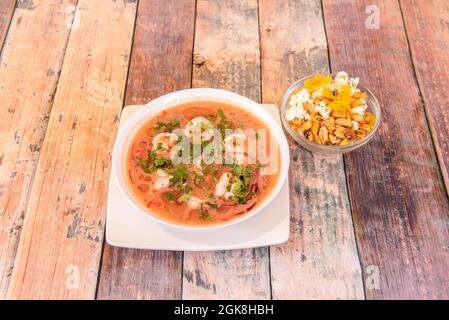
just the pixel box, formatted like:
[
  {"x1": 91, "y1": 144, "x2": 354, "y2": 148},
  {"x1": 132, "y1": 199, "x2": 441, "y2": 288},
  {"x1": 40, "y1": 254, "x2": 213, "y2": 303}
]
[
  {"x1": 311, "y1": 122, "x2": 320, "y2": 136},
  {"x1": 301, "y1": 120, "x2": 312, "y2": 131},
  {"x1": 319, "y1": 126, "x2": 329, "y2": 143},
  {"x1": 355, "y1": 130, "x2": 366, "y2": 139},
  {"x1": 307, "y1": 132, "x2": 314, "y2": 141},
  {"x1": 292, "y1": 119, "x2": 302, "y2": 126},
  {"x1": 334, "y1": 130, "x2": 346, "y2": 139},
  {"x1": 344, "y1": 128, "x2": 355, "y2": 139},
  {"x1": 360, "y1": 124, "x2": 371, "y2": 132},
  {"x1": 314, "y1": 134, "x2": 322, "y2": 144},
  {"x1": 329, "y1": 134, "x2": 340, "y2": 145},
  {"x1": 339, "y1": 139, "x2": 350, "y2": 146},
  {"x1": 332, "y1": 111, "x2": 347, "y2": 119},
  {"x1": 351, "y1": 114, "x2": 364, "y2": 122},
  {"x1": 335, "y1": 118, "x2": 352, "y2": 127},
  {"x1": 312, "y1": 115, "x2": 322, "y2": 123}
]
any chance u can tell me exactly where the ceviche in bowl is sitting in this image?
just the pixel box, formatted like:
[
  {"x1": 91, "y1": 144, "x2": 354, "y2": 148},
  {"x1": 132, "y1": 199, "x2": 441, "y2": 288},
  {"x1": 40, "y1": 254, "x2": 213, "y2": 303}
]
[{"x1": 112, "y1": 89, "x2": 290, "y2": 229}]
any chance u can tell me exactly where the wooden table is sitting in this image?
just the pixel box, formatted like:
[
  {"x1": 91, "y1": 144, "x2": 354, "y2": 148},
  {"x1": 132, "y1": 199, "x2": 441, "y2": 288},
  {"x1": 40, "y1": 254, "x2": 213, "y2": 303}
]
[{"x1": 0, "y1": 0, "x2": 448, "y2": 300}]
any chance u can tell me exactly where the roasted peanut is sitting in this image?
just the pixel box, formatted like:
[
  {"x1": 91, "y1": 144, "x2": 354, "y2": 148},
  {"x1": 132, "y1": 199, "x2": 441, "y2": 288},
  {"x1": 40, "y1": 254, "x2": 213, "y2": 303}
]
[
  {"x1": 335, "y1": 118, "x2": 352, "y2": 127},
  {"x1": 351, "y1": 114, "x2": 365, "y2": 122},
  {"x1": 311, "y1": 122, "x2": 320, "y2": 136},
  {"x1": 344, "y1": 128, "x2": 355, "y2": 140},
  {"x1": 359, "y1": 124, "x2": 371, "y2": 132},
  {"x1": 301, "y1": 120, "x2": 312, "y2": 131},
  {"x1": 332, "y1": 111, "x2": 347, "y2": 119},
  {"x1": 355, "y1": 130, "x2": 366, "y2": 139},
  {"x1": 307, "y1": 132, "x2": 314, "y2": 142},
  {"x1": 334, "y1": 129, "x2": 346, "y2": 140},
  {"x1": 329, "y1": 134, "x2": 340, "y2": 145},
  {"x1": 319, "y1": 126, "x2": 329, "y2": 143}
]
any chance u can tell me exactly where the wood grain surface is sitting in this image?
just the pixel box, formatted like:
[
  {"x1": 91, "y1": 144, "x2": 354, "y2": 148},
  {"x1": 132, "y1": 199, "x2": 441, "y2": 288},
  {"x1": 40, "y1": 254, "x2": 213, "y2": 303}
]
[
  {"x1": 400, "y1": 0, "x2": 449, "y2": 195},
  {"x1": 259, "y1": 0, "x2": 364, "y2": 299},
  {"x1": 0, "y1": 0, "x2": 15, "y2": 50},
  {"x1": 182, "y1": 0, "x2": 271, "y2": 299},
  {"x1": 0, "y1": 0, "x2": 76, "y2": 299},
  {"x1": 96, "y1": 0, "x2": 196, "y2": 300},
  {"x1": 7, "y1": 0, "x2": 137, "y2": 299},
  {"x1": 0, "y1": 0, "x2": 447, "y2": 300},
  {"x1": 323, "y1": 0, "x2": 449, "y2": 299}
]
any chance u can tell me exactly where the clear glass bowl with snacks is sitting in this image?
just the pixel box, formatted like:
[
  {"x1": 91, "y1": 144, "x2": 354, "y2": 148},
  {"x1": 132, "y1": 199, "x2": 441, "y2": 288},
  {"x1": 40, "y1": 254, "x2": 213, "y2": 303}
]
[{"x1": 281, "y1": 72, "x2": 381, "y2": 154}]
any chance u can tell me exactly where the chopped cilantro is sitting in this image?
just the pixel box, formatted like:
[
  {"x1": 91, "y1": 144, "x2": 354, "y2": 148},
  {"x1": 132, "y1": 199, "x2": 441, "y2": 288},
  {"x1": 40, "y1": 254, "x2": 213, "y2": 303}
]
[
  {"x1": 230, "y1": 164, "x2": 255, "y2": 204},
  {"x1": 168, "y1": 164, "x2": 190, "y2": 192},
  {"x1": 216, "y1": 109, "x2": 234, "y2": 136},
  {"x1": 136, "y1": 157, "x2": 153, "y2": 174},
  {"x1": 155, "y1": 142, "x2": 165, "y2": 151},
  {"x1": 199, "y1": 205, "x2": 212, "y2": 221},
  {"x1": 177, "y1": 193, "x2": 192, "y2": 202},
  {"x1": 206, "y1": 202, "x2": 218, "y2": 209},
  {"x1": 155, "y1": 119, "x2": 180, "y2": 133},
  {"x1": 194, "y1": 173, "x2": 205, "y2": 186},
  {"x1": 163, "y1": 192, "x2": 175, "y2": 201},
  {"x1": 217, "y1": 109, "x2": 226, "y2": 120},
  {"x1": 154, "y1": 157, "x2": 170, "y2": 168}
]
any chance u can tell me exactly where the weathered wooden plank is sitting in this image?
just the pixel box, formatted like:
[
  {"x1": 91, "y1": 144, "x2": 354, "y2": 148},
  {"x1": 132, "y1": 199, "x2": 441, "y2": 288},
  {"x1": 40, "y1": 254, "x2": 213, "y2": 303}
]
[
  {"x1": 0, "y1": 0, "x2": 15, "y2": 50},
  {"x1": 96, "y1": 0, "x2": 196, "y2": 300},
  {"x1": 323, "y1": 0, "x2": 449, "y2": 299},
  {"x1": 259, "y1": 0, "x2": 364, "y2": 299},
  {"x1": 182, "y1": 0, "x2": 271, "y2": 299},
  {"x1": 0, "y1": 0, "x2": 76, "y2": 299},
  {"x1": 400, "y1": 0, "x2": 449, "y2": 195},
  {"x1": 6, "y1": 0, "x2": 137, "y2": 299}
]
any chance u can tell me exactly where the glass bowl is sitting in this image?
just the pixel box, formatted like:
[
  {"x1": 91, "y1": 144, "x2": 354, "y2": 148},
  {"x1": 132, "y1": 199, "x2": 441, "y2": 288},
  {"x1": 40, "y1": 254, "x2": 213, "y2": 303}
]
[{"x1": 280, "y1": 73, "x2": 381, "y2": 155}]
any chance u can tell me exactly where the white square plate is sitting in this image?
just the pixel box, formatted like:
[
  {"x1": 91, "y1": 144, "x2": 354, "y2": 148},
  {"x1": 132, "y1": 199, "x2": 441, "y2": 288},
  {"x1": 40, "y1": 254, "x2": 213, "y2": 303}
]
[{"x1": 106, "y1": 104, "x2": 290, "y2": 251}]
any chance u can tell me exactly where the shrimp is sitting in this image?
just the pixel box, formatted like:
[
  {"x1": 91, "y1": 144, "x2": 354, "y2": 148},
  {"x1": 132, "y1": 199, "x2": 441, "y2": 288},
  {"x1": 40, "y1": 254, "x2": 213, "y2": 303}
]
[
  {"x1": 152, "y1": 133, "x2": 178, "y2": 152},
  {"x1": 184, "y1": 117, "x2": 215, "y2": 142},
  {"x1": 153, "y1": 169, "x2": 172, "y2": 190},
  {"x1": 214, "y1": 172, "x2": 236, "y2": 199},
  {"x1": 187, "y1": 196, "x2": 203, "y2": 209},
  {"x1": 214, "y1": 172, "x2": 231, "y2": 197}
]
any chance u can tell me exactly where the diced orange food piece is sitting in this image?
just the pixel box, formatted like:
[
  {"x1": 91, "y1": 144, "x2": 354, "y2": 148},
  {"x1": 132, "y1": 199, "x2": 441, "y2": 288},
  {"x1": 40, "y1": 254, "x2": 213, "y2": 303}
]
[{"x1": 304, "y1": 73, "x2": 332, "y2": 93}]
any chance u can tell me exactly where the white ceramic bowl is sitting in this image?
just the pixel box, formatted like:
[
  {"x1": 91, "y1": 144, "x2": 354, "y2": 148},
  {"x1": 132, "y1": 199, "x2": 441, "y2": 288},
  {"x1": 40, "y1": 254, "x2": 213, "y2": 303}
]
[{"x1": 112, "y1": 88, "x2": 290, "y2": 230}]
